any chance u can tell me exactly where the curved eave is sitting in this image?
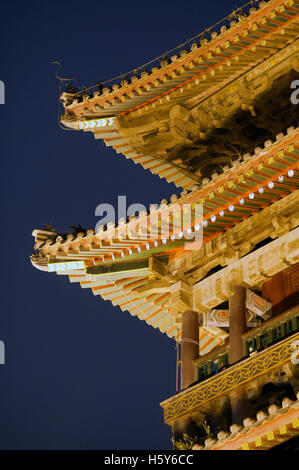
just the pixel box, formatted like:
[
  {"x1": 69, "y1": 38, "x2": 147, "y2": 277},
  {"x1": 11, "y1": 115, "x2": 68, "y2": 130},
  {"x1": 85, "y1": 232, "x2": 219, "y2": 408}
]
[
  {"x1": 30, "y1": 128, "x2": 299, "y2": 343},
  {"x1": 196, "y1": 393, "x2": 299, "y2": 450},
  {"x1": 61, "y1": 0, "x2": 299, "y2": 120},
  {"x1": 32, "y1": 126, "x2": 299, "y2": 269},
  {"x1": 30, "y1": 255, "x2": 49, "y2": 272}
]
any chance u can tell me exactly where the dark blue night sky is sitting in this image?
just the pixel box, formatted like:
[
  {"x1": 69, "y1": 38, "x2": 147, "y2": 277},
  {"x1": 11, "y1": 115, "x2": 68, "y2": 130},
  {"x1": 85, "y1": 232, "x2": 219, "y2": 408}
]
[{"x1": 0, "y1": 0, "x2": 250, "y2": 450}]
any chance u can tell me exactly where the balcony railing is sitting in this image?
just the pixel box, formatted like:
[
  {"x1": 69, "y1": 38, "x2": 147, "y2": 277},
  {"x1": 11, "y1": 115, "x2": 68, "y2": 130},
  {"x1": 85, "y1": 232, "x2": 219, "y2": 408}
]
[
  {"x1": 194, "y1": 305, "x2": 299, "y2": 384},
  {"x1": 161, "y1": 331, "x2": 299, "y2": 425}
]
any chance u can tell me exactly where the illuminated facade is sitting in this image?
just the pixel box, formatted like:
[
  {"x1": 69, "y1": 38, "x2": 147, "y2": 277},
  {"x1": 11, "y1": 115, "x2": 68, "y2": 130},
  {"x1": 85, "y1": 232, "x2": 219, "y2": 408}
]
[{"x1": 31, "y1": 0, "x2": 299, "y2": 450}]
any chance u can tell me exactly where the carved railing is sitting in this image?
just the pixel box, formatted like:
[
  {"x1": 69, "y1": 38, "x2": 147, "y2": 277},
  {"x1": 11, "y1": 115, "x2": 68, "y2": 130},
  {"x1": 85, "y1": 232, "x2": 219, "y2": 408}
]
[
  {"x1": 161, "y1": 331, "x2": 299, "y2": 424},
  {"x1": 194, "y1": 305, "x2": 299, "y2": 384}
]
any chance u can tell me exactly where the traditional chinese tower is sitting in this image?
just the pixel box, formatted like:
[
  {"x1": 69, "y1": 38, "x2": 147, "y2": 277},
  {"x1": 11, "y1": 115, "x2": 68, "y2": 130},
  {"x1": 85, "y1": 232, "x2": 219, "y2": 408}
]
[{"x1": 31, "y1": 0, "x2": 299, "y2": 450}]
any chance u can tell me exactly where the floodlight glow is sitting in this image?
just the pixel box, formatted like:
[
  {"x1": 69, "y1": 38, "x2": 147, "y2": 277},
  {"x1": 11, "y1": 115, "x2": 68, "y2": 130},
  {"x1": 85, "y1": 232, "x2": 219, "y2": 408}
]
[
  {"x1": 48, "y1": 261, "x2": 85, "y2": 272},
  {"x1": 78, "y1": 117, "x2": 116, "y2": 130}
]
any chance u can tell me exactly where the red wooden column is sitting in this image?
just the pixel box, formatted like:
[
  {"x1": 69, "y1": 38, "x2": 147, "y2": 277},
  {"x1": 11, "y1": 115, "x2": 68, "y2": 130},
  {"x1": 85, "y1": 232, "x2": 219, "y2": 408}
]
[
  {"x1": 173, "y1": 310, "x2": 200, "y2": 447},
  {"x1": 229, "y1": 285, "x2": 247, "y2": 365},
  {"x1": 229, "y1": 285, "x2": 251, "y2": 425},
  {"x1": 181, "y1": 310, "x2": 199, "y2": 390}
]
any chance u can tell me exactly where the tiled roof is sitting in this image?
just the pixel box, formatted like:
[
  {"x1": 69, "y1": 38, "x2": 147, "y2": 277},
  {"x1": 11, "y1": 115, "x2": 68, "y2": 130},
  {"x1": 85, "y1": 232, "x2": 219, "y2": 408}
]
[
  {"x1": 33, "y1": 126, "x2": 299, "y2": 255},
  {"x1": 61, "y1": 0, "x2": 299, "y2": 119},
  {"x1": 193, "y1": 392, "x2": 299, "y2": 450},
  {"x1": 32, "y1": 0, "x2": 299, "y2": 353},
  {"x1": 60, "y1": 0, "x2": 299, "y2": 189},
  {"x1": 31, "y1": 130, "x2": 299, "y2": 342}
]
